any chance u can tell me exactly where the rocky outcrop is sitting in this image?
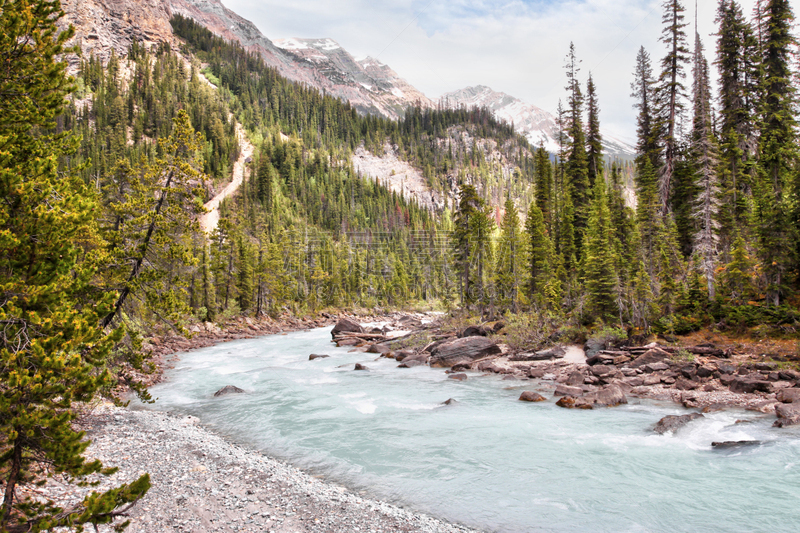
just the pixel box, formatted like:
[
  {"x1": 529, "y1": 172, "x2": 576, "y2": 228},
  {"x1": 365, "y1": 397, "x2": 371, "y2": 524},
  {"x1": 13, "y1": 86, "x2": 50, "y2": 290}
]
[
  {"x1": 629, "y1": 348, "x2": 671, "y2": 368},
  {"x1": 429, "y1": 337, "x2": 502, "y2": 368},
  {"x1": 776, "y1": 388, "x2": 800, "y2": 403},
  {"x1": 510, "y1": 346, "x2": 565, "y2": 362},
  {"x1": 214, "y1": 385, "x2": 244, "y2": 397},
  {"x1": 653, "y1": 413, "x2": 704, "y2": 434}
]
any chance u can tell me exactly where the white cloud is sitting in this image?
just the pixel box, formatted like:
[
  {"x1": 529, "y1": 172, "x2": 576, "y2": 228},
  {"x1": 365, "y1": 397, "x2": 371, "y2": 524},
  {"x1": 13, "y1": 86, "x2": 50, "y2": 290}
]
[{"x1": 221, "y1": 0, "x2": 761, "y2": 141}]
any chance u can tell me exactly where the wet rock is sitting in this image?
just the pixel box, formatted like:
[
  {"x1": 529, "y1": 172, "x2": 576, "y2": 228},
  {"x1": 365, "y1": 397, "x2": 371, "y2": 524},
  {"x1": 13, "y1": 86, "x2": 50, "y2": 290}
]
[
  {"x1": 354, "y1": 363, "x2": 369, "y2": 371},
  {"x1": 309, "y1": 354, "x2": 330, "y2": 360},
  {"x1": 430, "y1": 337, "x2": 502, "y2": 368},
  {"x1": 584, "y1": 384, "x2": 628, "y2": 407},
  {"x1": 519, "y1": 391, "x2": 547, "y2": 402},
  {"x1": 554, "y1": 384, "x2": 584, "y2": 397},
  {"x1": 393, "y1": 349, "x2": 415, "y2": 362},
  {"x1": 214, "y1": 385, "x2": 245, "y2": 397},
  {"x1": 502, "y1": 375, "x2": 521, "y2": 381},
  {"x1": 777, "y1": 389, "x2": 800, "y2": 403},
  {"x1": 712, "y1": 440, "x2": 762, "y2": 449},
  {"x1": 331, "y1": 317, "x2": 364, "y2": 338},
  {"x1": 441, "y1": 398, "x2": 458, "y2": 405},
  {"x1": 398, "y1": 360, "x2": 423, "y2": 368},
  {"x1": 556, "y1": 396, "x2": 593, "y2": 409},
  {"x1": 448, "y1": 373, "x2": 468, "y2": 381},
  {"x1": 630, "y1": 348, "x2": 671, "y2": 368},
  {"x1": 400, "y1": 352, "x2": 429, "y2": 365},
  {"x1": 653, "y1": 413, "x2": 704, "y2": 434},
  {"x1": 774, "y1": 403, "x2": 800, "y2": 427},
  {"x1": 367, "y1": 343, "x2": 391, "y2": 354},
  {"x1": 566, "y1": 371, "x2": 585, "y2": 386},
  {"x1": 336, "y1": 338, "x2": 361, "y2": 347}
]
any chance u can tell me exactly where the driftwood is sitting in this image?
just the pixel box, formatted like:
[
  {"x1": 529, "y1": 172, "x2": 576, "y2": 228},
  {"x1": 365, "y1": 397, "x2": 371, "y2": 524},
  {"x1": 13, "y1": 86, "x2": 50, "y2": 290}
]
[{"x1": 333, "y1": 332, "x2": 388, "y2": 340}]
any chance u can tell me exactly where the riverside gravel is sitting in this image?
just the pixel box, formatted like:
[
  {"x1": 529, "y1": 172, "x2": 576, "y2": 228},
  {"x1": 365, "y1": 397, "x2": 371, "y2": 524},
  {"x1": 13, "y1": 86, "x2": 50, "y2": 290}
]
[{"x1": 33, "y1": 404, "x2": 480, "y2": 533}]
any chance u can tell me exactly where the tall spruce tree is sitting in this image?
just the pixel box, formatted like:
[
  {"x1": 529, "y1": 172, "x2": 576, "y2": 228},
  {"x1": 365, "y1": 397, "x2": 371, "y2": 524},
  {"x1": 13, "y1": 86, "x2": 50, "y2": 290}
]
[
  {"x1": 564, "y1": 43, "x2": 591, "y2": 255},
  {"x1": 631, "y1": 46, "x2": 662, "y2": 175},
  {"x1": 0, "y1": 1, "x2": 149, "y2": 530},
  {"x1": 754, "y1": 0, "x2": 798, "y2": 305},
  {"x1": 586, "y1": 74, "x2": 604, "y2": 186},
  {"x1": 715, "y1": 0, "x2": 759, "y2": 239},
  {"x1": 657, "y1": 0, "x2": 691, "y2": 213},
  {"x1": 495, "y1": 197, "x2": 524, "y2": 312}
]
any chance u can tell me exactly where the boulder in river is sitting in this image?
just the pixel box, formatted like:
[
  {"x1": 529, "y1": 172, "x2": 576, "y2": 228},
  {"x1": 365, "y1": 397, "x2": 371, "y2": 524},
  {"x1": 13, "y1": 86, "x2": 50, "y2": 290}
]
[
  {"x1": 354, "y1": 363, "x2": 369, "y2": 371},
  {"x1": 554, "y1": 384, "x2": 584, "y2": 397},
  {"x1": 367, "y1": 343, "x2": 391, "y2": 354},
  {"x1": 777, "y1": 388, "x2": 800, "y2": 403},
  {"x1": 429, "y1": 336, "x2": 502, "y2": 368},
  {"x1": 556, "y1": 396, "x2": 593, "y2": 409},
  {"x1": 398, "y1": 360, "x2": 424, "y2": 368},
  {"x1": 214, "y1": 385, "x2": 245, "y2": 397},
  {"x1": 773, "y1": 403, "x2": 800, "y2": 427},
  {"x1": 448, "y1": 373, "x2": 468, "y2": 381},
  {"x1": 331, "y1": 317, "x2": 364, "y2": 338},
  {"x1": 653, "y1": 413, "x2": 704, "y2": 434},
  {"x1": 441, "y1": 398, "x2": 459, "y2": 405},
  {"x1": 711, "y1": 440, "x2": 761, "y2": 449},
  {"x1": 584, "y1": 384, "x2": 628, "y2": 407},
  {"x1": 519, "y1": 391, "x2": 547, "y2": 402},
  {"x1": 309, "y1": 354, "x2": 330, "y2": 360}
]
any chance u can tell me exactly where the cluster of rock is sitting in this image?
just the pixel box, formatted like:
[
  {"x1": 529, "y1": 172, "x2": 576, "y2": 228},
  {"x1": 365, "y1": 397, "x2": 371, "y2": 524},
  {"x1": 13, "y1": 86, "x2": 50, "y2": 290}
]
[{"x1": 340, "y1": 317, "x2": 800, "y2": 427}]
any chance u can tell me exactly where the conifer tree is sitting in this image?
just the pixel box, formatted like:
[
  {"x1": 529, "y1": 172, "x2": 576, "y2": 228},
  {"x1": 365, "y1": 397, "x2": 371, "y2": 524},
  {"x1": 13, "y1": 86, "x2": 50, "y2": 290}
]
[
  {"x1": 690, "y1": 31, "x2": 721, "y2": 299},
  {"x1": 524, "y1": 202, "x2": 554, "y2": 306},
  {"x1": 657, "y1": 0, "x2": 691, "y2": 212},
  {"x1": 715, "y1": 0, "x2": 759, "y2": 238},
  {"x1": 495, "y1": 197, "x2": 524, "y2": 311},
  {"x1": 631, "y1": 46, "x2": 661, "y2": 169},
  {"x1": 564, "y1": 43, "x2": 591, "y2": 254},
  {"x1": 582, "y1": 177, "x2": 620, "y2": 321},
  {"x1": 754, "y1": 0, "x2": 798, "y2": 305},
  {"x1": 534, "y1": 143, "x2": 553, "y2": 230},
  {"x1": 586, "y1": 74, "x2": 604, "y2": 186},
  {"x1": 0, "y1": 1, "x2": 149, "y2": 529}
]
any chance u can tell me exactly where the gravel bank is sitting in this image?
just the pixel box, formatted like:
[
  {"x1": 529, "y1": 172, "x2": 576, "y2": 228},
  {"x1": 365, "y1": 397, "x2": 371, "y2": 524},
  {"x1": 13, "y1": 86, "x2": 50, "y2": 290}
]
[{"x1": 33, "y1": 404, "x2": 480, "y2": 533}]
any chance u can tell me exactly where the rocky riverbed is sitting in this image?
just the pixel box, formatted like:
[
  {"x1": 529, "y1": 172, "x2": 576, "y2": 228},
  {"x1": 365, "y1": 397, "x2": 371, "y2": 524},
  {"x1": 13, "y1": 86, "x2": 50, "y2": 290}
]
[{"x1": 26, "y1": 403, "x2": 478, "y2": 533}]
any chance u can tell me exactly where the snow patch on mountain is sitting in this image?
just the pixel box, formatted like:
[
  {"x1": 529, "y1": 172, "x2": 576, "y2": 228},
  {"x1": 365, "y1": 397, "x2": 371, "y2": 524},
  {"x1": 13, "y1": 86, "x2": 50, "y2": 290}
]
[{"x1": 439, "y1": 85, "x2": 636, "y2": 159}]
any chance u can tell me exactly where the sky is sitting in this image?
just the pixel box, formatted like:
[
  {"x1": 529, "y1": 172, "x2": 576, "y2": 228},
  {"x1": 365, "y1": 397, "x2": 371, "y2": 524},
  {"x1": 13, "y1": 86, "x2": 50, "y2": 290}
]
[{"x1": 221, "y1": 0, "x2": 762, "y2": 142}]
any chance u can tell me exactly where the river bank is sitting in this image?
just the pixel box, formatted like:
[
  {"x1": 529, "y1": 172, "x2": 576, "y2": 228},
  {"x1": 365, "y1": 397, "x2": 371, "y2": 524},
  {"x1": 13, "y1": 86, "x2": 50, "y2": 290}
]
[{"x1": 26, "y1": 402, "x2": 479, "y2": 533}]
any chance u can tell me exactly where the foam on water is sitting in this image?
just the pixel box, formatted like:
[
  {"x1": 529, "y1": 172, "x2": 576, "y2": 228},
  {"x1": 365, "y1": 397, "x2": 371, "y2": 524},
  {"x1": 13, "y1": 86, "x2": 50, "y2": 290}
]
[{"x1": 148, "y1": 327, "x2": 800, "y2": 533}]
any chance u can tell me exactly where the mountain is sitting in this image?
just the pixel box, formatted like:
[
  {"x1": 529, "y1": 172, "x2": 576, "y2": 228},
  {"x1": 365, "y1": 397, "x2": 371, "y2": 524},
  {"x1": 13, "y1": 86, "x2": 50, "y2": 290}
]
[
  {"x1": 439, "y1": 85, "x2": 636, "y2": 160},
  {"x1": 61, "y1": 0, "x2": 429, "y2": 119}
]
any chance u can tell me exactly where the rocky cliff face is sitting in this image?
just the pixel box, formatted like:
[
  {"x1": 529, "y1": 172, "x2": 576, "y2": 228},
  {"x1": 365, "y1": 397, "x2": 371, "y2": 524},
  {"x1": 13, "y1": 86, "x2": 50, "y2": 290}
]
[
  {"x1": 60, "y1": 0, "x2": 178, "y2": 68},
  {"x1": 439, "y1": 85, "x2": 636, "y2": 160},
  {"x1": 61, "y1": 0, "x2": 429, "y2": 120}
]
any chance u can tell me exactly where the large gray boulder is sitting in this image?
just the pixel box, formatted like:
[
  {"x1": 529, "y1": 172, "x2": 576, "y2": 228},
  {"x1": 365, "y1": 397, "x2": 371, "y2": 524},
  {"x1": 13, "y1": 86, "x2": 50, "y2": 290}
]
[
  {"x1": 429, "y1": 336, "x2": 502, "y2": 368},
  {"x1": 331, "y1": 317, "x2": 364, "y2": 338},
  {"x1": 777, "y1": 388, "x2": 800, "y2": 403},
  {"x1": 584, "y1": 384, "x2": 628, "y2": 407}
]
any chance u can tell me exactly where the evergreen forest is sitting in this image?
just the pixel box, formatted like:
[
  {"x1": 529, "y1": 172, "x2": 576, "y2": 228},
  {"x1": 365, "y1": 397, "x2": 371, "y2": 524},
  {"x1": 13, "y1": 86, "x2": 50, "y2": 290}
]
[{"x1": 0, "y1": 0, "x2": 799, "y2": 529}]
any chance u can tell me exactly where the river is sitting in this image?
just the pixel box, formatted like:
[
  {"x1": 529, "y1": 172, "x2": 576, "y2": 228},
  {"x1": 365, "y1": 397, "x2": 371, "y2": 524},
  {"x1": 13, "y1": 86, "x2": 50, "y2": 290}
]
[{"x1": 148, "y1": 327, "x2": 800, "y2": 532}]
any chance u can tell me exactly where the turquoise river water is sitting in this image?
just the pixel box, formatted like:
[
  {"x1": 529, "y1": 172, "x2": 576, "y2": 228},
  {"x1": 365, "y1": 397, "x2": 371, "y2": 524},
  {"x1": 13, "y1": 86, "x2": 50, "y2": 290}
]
[{"x1": 147, "y1": 327, "x2": 800, "y2": 532}]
